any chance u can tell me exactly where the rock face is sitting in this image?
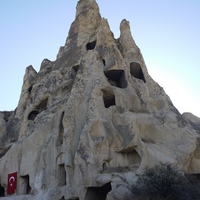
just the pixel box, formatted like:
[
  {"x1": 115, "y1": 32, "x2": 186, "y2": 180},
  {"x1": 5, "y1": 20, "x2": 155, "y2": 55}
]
[{"x1": 0, "y1": 0, "x2": 200, "y2": 199}]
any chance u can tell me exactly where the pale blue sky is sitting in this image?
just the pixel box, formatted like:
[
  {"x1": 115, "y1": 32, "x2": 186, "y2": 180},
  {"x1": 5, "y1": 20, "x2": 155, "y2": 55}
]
[{"x1": 0, "y1": 0, "x2": 200, "y2": 117}]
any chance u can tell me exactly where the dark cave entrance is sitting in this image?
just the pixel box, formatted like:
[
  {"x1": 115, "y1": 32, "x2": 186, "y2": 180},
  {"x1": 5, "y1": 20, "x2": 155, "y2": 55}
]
[
  {"x1": 28, "y1": 110, "x2": 39, "y2": 120},
  {"x1": 21, "y1": 175, "x2": 31, "y2": 195},
  {"x1": 130, "y1": 62, "x2": 146, "y2": 83},
  {"x1": 102, "y1": 90, "x2": 116, "y2": 108},
  {"x1": 71, "y1": 65, "x2": 80, "y2": 78},
  {"x1": 58, "y1": 164, "x2": 66, "y2": 186},
  {"x1": 86, "y1": 40, "x2": 97, "y2": 50},
  {"x1": 28, "y1": 86, "x2": 33, "y2": 93},
  {"x1": 104, "y1": 70, "x2": 127, "y2": 88},
  {"x1": 0, "y1": 184, "x2": 5, "y2": 197},
  {"x1": 28, "y1": 97, "x2": 48, "y2": 121},
  {"x1": 84, "y1": 182, "x2": 112, "y2": 200}
]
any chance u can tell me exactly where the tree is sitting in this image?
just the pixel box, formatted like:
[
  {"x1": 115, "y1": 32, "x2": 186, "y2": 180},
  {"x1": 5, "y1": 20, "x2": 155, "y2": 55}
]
[{"x1": 130, "y1": 164, "x2": 200, "y2": 200}]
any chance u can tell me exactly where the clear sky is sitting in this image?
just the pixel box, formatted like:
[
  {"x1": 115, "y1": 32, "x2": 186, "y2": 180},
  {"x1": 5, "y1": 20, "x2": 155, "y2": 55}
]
[{"x1": 0, "y1": 0, "x2": 200, "y2": 117}]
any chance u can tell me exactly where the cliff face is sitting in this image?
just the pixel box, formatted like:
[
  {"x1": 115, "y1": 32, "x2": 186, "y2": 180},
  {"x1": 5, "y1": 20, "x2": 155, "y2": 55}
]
[{"x1": 0, "y1": 0, "x2": 200, "y2": 199}]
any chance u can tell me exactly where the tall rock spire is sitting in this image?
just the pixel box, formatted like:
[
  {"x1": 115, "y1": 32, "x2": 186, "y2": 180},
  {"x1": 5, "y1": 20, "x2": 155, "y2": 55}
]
[
  {"x1": 57, "y1": 0, "x2": 101, "y2": 61},
  {"x1": 76, "y1": 0, "x2": 99, "y2": 17}
]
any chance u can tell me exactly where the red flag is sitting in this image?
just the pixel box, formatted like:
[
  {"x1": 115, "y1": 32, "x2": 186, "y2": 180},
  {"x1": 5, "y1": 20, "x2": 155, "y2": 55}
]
[{"x1": 7, "y1": 172, "x2": 17, "y2": 195}]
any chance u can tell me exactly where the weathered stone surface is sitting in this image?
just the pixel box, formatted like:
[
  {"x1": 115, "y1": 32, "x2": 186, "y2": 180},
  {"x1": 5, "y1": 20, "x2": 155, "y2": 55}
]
[
  {"x1": 0, "y1": 0, "x2": 200, "y2": 199},
  {"x1": 182, "y1": 112, "x2": 200, "y2": 124}
]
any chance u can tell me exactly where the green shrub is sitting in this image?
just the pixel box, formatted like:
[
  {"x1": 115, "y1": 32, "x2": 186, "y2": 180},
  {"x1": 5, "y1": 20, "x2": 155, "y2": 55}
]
[{"x1": 130, "y1": 164, "x2": 200, "y2": 200}]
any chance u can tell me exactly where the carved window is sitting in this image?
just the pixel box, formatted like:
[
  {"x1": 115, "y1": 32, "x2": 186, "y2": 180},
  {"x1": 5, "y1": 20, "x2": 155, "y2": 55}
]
[
  {"x1": 58, "y1": 164, "x2": 66, "y2": 186},
  {"x1": 28, "y1": 110, "x2": 39, "y2": 120},
  {"x1": 86, "y1": 40, "x2": 97, "y2": 50},
  {"x1": 85, "y1": 182, "x2": 111, "y2": 200},
  {"x1": 71, "y1": 65, "x2": 79, "y2": 78},
  {"x1": 102, "y1": 90, "x2": 116, "y2": 108},
  {"x1": 130, "y1": 62, "x2": 146, "y2": 83},
  {"x1": 104, "y1": 70, "x2": 127, "y2": 88},
  {"x1": 21, "y1": 175, "x2": 31, "y2": 195},
  {"x1": 28, "y1": 97, "x2": 48, "y2": 121},
  {"x1": 28, "y1": 86, "x2": 33, "y2": 93}
]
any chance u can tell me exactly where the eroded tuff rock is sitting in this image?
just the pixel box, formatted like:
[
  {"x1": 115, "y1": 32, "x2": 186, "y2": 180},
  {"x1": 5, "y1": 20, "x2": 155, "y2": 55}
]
[{"x1": 0, "y1": 0, "x2": 200, "y2": 199}]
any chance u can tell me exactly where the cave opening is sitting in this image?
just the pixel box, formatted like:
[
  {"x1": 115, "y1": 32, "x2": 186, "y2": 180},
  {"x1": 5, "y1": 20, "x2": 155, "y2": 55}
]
[
  {"x1": 84, "y1": 182, "x2": 111, "y2": 200},
  {"x1": 130, "y1": 62, "x2": 146, "y2": 83},
  {"x1": 21, "y1": 175, "x2": 31, "y2": 195},
  {"x1": 58, "y1": 164, "x2": 66, "y2": 186},
  {"x1": 28, "y1": 110, "x2": 39, "y2": 121},
  {"x1": 71, "y1": 65, "x2": 79, "y2": 78},
  {"x1": 102, "y1": 90, "x2": 116, "y2": 108},
  {"x1": 0, "y1": 184, "x2": 5, "y2": 197},
  {"x1": 104, "y1": 70, "x2": 127, "y2": 88},
  {"x1": 28, "y1": 97, "x2": 48, "y2": 121},
  {"x1": 28, "y1": 86, "x2": 33, "y2": 93},
  {"x1": 86, "y1": 40, "x2": 97, "y2": 50}
]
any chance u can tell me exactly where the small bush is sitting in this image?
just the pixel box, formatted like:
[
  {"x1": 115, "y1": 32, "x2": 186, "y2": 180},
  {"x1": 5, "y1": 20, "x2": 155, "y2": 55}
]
[{"x1": 130, "y1": 164, "x2": 200, "y2": 200}]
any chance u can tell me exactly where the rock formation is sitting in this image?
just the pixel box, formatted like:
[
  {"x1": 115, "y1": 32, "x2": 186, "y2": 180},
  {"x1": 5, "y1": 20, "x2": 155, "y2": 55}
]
[{"x1": 0, "y1": 0, "x2": 200, "y2": 199}]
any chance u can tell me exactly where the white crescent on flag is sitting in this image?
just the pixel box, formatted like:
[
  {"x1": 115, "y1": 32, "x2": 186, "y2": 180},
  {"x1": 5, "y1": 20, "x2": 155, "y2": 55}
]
[{"x1": 9, "y1": 176, "x2": 15, "y2": 186}]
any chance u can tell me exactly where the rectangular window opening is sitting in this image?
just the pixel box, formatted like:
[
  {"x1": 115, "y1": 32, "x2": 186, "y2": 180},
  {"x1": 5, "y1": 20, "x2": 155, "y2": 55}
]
[
  {"x1": 21, "y1": 175, "x2": 31, "y2": 195},
  {"x1": 58, "y1": 164, "x2": 66, "y2": 186}
]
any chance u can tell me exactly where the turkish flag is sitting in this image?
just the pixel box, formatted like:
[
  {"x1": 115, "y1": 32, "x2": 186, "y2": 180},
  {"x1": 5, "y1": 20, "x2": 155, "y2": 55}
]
[{"x1": 7, "y1": 172, "x2": 17, "y2": 195}]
